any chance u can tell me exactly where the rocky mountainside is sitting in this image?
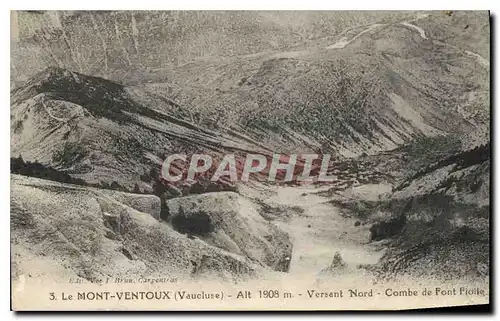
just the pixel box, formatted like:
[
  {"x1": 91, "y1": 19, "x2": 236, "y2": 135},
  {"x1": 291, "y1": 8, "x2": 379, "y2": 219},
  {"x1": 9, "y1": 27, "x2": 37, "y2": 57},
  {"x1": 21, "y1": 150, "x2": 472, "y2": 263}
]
[
  {"x1": 11, "y1": 174, "x2": 293, "y2": 282},
  {"x1": 11, "y1": 67, "x2": 273, "y2": 190},
  {"x1": 13, "y1": 11, "x2": 489, "y2": 157},
  {"x1": 324, "y1": 141, "x2": 490, "y2": 280},
  {"x1": 12, "y1": 11, "x2": 414, "y2": 83},
  {"x1": 11, "y1": 11, "x2": 490, "y2": 285}
]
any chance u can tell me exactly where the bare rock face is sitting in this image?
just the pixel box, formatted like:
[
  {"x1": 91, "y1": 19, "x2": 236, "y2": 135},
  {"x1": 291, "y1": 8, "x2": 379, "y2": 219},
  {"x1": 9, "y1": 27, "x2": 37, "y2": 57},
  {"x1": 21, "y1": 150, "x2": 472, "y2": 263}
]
[
  {"x1": 10, "y1": 175, "x2": 258, "y2": 283},
  {"x1": 166, "y1": 192, "x2": 293, "y2": 272}
]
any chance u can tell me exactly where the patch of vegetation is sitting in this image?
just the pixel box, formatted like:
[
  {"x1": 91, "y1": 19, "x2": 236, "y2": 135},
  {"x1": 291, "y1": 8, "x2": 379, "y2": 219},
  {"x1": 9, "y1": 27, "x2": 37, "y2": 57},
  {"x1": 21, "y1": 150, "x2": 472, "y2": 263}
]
[
  {"x1": 388, "y1": 194, "x2": 486, "y2": 245},
  {"x1": 11, "y1": 156, "x2": 144, "y2": 196},
  {"x1": 395, "y1": 142, "x2": 490, "y2": 192},
  {"x1": 370, "y1": 214, "x2": 406, "y2": 241},
  {"x1": 33, "y1": 68, "x2": 136, "y2": 123},
  {"x1": 111, "y1": 137, "x2": 144, "y2": 160},
  {"x1": 52, "y1": 142, "x2": 88, "y2": 167},
  {"x1": 10, "y1": 201, "x2": 36, "y2": 229},
  {"x1": 399, "y1": 135, "x2": 462, "y2": 176},
  {"x1": 334, "y1": 188, "x2": 489, "y2": 247},
  {"x1": 19, "y1": 67, "x2": 191, "y2": 127},
  {"x1": 96, "y1": 181, "x2": 130, "y2": 193},
  {"x1": 12, "y1": 119, "x2": 24, "y2": 134},
  {"x1": 11, "y1": 155, "x2": 86, "y2": 185},
  {"x1": 238, "y1": 59, "x2": 386, "y2": 145}
]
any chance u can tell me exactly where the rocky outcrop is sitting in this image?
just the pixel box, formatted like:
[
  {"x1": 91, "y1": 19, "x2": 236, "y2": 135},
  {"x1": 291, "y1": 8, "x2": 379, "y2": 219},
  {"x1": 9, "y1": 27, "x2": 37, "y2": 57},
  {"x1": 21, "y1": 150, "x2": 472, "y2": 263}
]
[
  {"x1": 11, "y1": 175, "x2": 259, "y2": 282},
  {"x1": 10, "y1": 67, "x2": 269, "y2": 190},
  {"x1": 166, "y1": 192, "x2": 293, "y2": 272},
  {"x1": 319, "y1": 252, "x2": 348, "y2": 277}
]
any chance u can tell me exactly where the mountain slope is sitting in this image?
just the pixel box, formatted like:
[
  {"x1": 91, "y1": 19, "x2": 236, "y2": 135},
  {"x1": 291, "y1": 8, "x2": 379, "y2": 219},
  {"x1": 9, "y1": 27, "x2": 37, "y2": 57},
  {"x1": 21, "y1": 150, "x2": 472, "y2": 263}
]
[
  {"x1": 11, "y1": 11, "x2": 415, "y2": 84},
  {"x1": 11, "y1": 67, "x2": 276, "y2": 190},
  {"x1": 11, "y1": 175, "x2": 261, "y2": 282},
  {"x1": 12, "y1": 11, "x2": 490, "y2": 158},
  {"x1": 132, "y1": 11, "x2": 489, "y2": 156},
  {"x1": 328, "y1": 142, "x2": 490, "y2": 281}
]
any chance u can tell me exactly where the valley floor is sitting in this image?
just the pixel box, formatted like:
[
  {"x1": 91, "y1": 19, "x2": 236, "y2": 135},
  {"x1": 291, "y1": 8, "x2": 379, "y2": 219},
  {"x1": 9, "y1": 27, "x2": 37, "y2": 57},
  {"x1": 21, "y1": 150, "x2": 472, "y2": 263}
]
[{"x1": 265, "y1": 184, "x2": 384, "y2": 277}]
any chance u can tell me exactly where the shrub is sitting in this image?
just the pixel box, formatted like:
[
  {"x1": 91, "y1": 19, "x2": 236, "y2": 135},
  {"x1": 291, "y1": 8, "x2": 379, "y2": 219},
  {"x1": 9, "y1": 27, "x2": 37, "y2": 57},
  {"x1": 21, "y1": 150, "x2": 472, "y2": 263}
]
[
  {"x1": 11, "y1": 156, "x2": 86, "y2": 185},
  {"x1": 52, "y1": 142, "x2": 88, "y2": 167}
]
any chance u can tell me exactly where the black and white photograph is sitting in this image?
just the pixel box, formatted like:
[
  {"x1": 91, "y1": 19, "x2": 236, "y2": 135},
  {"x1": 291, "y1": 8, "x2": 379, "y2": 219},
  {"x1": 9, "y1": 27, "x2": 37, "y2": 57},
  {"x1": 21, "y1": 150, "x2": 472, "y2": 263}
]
[{"x1": 9, "y1": 9, "x2": 491, "y2": 311}]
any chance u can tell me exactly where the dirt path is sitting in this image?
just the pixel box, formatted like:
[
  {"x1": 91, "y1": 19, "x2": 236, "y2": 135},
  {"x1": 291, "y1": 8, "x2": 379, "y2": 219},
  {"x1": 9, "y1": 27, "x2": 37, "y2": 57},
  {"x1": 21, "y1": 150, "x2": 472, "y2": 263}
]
[
  {"x1": 266, "y1": 185, "x2": 384, "y2": 278},
  {"x1": 326, "y1": 12, "x2": 430, "y2": 50},
  {"x1": 327, "y1": 24, "x2": 385, "y2": 49}
]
